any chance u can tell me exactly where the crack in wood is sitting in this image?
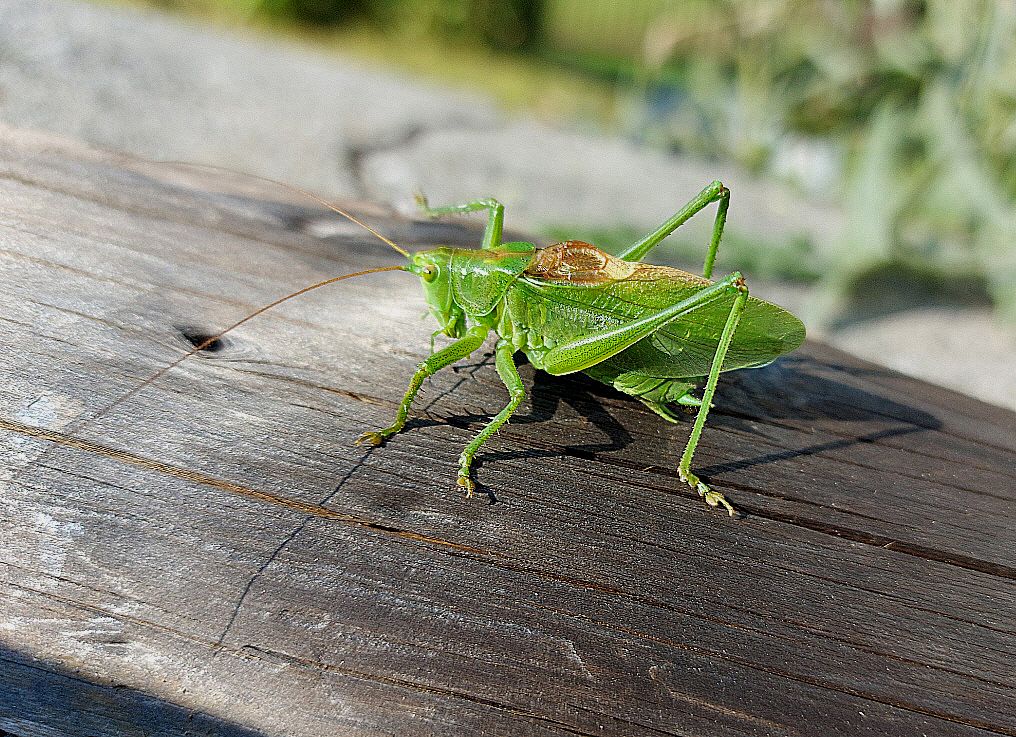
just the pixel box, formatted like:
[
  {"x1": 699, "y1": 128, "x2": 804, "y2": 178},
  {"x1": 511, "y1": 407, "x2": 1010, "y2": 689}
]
[
  {"x1": 216, "y1": 447, "x2": 377, "y2": 645},
  {"x1": 234, "y1": 646, "x2": 664, "y2": 737},
  {"x1": 758, "y1": 559, "x2": 1016, "y2": 638},
  {"x1": 604, "y1": 623, "x2": 1016, "y2": 736},
  {"x1": 3, "y1": 581, "x2": 666, "y2": 737},
  {"x1": 738, "y1": 506, "x2": 1016, "y2": 579},
  {"x1": 9, "y1": 578, "x2": 1012, "y2": 736},
  {"x1": 216, "y1": 523, "x2": 305, "y2": 646},
  {"x1": 716, "y1": 404, "x2": 1015, "y2": 486},
  {"x1": 0, "y1": 418, "x2": 489, "y2": 557}
]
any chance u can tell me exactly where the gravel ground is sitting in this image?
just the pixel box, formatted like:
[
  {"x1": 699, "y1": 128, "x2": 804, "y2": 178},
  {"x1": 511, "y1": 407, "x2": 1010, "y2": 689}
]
[{"x1": 2, "y1": 0, "x2": 1013, "y2": 411}]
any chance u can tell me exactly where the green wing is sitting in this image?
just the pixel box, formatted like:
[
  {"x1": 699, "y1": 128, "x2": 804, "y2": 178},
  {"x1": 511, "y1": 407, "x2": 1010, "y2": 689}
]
[{"x1": 516, "y1": 263, "x2": 805, "y2": 379}]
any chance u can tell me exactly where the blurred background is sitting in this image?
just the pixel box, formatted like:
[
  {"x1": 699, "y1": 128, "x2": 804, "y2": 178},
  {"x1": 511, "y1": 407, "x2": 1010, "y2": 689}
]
[{"x1": 2, "y1": 0, "x2": 1013, "y2": 407}]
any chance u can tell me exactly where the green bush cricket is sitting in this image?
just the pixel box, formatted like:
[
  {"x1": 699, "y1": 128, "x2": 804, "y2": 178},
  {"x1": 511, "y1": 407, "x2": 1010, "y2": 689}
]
[{"x1": 123, "y1": 177, "x2": 805, "y2": 517}]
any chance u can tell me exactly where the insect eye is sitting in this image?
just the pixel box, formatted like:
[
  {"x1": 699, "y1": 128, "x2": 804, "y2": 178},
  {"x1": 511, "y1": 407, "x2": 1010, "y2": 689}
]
[{"x1": 421, "y1": 264, "x2": 437, "y2": 282}]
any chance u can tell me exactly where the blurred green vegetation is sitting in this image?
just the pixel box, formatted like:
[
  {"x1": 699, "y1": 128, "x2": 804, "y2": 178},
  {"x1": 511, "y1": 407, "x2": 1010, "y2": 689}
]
[
  {"x1": 130, "y1": 0, "x2": 1015, "y2": 320},
  {"x1": 595, "y1": 0, "x2": 1016, "y2": 321},
  {"x1": 133, "y1": 0, "x2": 616, "y2": 116}
]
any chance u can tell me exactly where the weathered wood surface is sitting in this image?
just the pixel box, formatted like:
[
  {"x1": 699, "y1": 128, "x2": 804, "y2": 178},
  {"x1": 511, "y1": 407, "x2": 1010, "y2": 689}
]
[{"x1": 1, "y1": 123, "x2": 1014, "y2": 737}]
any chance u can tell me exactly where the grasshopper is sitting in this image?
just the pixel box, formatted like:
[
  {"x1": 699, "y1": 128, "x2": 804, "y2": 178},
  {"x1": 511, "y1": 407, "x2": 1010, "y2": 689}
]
[
  {"x1": 126, "y1": 177, "x2": 804, "y2": 517},
  {"x1": 355, "y1": 181, "x2": 805, "y2": 516}
]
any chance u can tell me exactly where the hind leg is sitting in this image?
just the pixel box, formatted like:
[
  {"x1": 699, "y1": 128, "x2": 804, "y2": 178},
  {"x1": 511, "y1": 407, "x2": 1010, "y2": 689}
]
[
  {"x1": 677, "y1": 280, "x2": 750, "y2": 516},
  {"x1": 456, "y1": 339, "x2": 525, "y2": 497},
  {"x1": 616, "y1": 181, "x2": 729, "y2": 279}
]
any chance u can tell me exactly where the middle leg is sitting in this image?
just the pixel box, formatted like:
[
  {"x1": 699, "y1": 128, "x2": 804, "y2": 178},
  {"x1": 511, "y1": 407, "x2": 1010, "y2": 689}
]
[{"x1": 457, "y1": 339, "x2": 525, "y2": 497}]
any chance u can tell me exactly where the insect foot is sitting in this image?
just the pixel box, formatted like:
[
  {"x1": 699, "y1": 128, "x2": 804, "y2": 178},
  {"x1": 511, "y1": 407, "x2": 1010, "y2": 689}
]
[
  {"x1": 679, "y1": 469, "x2": 739, "y2": 518},
  {"x1": 354, "y1": 430, "x2": 388, "y2": 447},
  {"x1": 456, "y1": 451, "x2": 478, "y2": 498},
  {"x1": 456, "y1": 473, "x2": 476, "y2": 499}
]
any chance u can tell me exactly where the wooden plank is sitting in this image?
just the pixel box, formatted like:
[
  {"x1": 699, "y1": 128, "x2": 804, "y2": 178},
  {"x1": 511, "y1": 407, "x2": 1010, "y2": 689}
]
[{"x1": 1, "y1": 124, "x2": 1014, "y2": 737}]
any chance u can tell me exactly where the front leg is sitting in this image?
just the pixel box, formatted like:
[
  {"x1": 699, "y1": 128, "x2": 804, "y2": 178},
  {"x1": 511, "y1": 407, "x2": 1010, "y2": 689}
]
[
  {"x1": 356, "y1": 325, "x2": 488, "y2": 447},
  {"x1": 457, "y1": 339, "x2": 525, "y2": 497},
  {"x1": 415, "y1": 194, "x2": 504, "y2": 250}
]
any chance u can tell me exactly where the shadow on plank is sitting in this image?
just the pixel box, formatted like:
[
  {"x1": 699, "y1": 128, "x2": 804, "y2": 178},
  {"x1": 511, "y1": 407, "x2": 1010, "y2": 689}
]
[{"x1": 0, "y1": 646, "x2": 267, "y2": 737}]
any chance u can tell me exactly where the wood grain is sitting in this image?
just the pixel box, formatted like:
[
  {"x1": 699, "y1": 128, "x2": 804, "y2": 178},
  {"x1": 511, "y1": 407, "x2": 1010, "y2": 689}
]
[{"x1": 1, "y1": 124, "x2": 1014, "y2": 737}]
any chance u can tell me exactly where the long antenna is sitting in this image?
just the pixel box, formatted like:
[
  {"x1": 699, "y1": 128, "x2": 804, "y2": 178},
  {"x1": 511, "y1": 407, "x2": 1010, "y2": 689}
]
[
  {"x1": 150, "y1": 160, "x2": 410, "y2": 257},
  {"x1": 91, "y1": 265, "x2": 406, "y2": 424}
]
